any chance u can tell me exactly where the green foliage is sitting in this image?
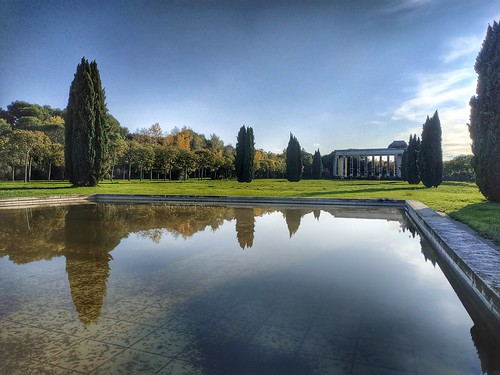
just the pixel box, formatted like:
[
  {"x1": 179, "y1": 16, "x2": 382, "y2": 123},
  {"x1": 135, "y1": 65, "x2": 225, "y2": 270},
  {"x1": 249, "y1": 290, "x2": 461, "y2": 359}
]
[
  {"x1": 6, "y1": 101, "x2": 51, "y2": 128},
  {"x1": 443, "y1": 155, "x2": 475, "y2": 181},
  {"x1": 469, "y1": 21, "x2": 500, "y2": 202},
  {"x1": 406, "y1": 134, "x2": 421, "y2": 185},
  {"x1": 286, "y1": 133, "x2": 302, "y2": 182},
  {"x1": 235, "y1": 126, "x2": 255, "y2": 182},
  {"x1": 312, "y1": 149, "x2": 322, "y2": 179},
  {"x1": 65, "y1": 57, "x2": 109, "y2": 187},
  {"x1": 0, "y1": 119, "x2": 11, "y2": 136},
  {"x1": 419, "y1": 111, "x2": 443, "y2": 188},
  {"x1": 301, "y1": 149, "x2": 313, "y2": 179},
  {"x1": 401, "y1": 149, "x2": 408, "y2": 181}
]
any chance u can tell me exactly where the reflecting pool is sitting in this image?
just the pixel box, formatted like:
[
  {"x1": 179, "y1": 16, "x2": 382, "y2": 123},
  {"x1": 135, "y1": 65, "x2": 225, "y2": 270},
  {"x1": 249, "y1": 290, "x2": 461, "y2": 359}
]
[{"x1": 0, "y1": 203, "x2": 498, "y2": 374}]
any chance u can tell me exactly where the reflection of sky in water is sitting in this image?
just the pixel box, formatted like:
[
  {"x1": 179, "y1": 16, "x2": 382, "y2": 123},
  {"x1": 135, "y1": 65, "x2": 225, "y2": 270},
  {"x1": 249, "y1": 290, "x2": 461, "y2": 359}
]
[{"x1": 0, "y1": 204, "x2": 496, "y2": 374}]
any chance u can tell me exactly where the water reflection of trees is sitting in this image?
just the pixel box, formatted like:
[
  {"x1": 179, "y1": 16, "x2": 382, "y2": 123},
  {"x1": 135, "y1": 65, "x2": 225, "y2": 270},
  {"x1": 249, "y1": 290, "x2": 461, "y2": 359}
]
[{"x1": 234, "y1": 208, "x2": 255, "y2": 249}]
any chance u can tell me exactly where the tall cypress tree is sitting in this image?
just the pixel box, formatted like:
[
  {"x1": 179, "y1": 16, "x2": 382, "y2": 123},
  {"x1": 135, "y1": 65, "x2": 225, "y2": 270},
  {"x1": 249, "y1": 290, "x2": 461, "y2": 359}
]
[
  {"x1": 406, "y1": 134, "x2": 421, "y2": 185},
  {"x1": 312, "y1": 149, "x2": 322, "y2": 179},
  {"x1": 243, "y1": 127, "x2": 255, "y2": 182},
  {"x1": 235, "y1": 126, "x2": 246, "y2": 182},
  {"x1": 65, "y1": 57, "x2": 108, "y2": 186},
  {"x1": 235, "y1": 125, "x2": 255, "y2": 183},
  {"x1": 286, "y1": 133, "x2": 302, "y2": 182},
  {"x1": 469, "y1": 21, "x2": 500, "y2": 202},
  {"x1": 419, "y1": 111, "x2": 443, "y2": 188}
]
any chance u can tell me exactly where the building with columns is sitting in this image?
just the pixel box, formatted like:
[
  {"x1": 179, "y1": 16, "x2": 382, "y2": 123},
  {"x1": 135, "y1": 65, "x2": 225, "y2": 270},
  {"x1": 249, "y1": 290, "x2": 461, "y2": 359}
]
[{"x1": 332, "y1": 140, "x2": 407, "y2": 179}]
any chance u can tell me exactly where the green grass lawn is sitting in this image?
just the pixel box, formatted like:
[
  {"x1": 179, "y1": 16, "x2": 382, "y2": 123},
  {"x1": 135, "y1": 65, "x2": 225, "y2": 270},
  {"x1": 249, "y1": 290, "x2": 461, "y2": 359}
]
[{"x1": 1, "y1": 178, "x2": 499, "y2": 243}]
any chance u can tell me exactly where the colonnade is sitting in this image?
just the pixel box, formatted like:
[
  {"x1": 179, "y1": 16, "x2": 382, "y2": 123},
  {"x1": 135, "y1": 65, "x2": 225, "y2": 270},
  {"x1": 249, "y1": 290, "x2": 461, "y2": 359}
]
[{"x1": 332, "y1": 148, "x2": 405, "y2": 179}]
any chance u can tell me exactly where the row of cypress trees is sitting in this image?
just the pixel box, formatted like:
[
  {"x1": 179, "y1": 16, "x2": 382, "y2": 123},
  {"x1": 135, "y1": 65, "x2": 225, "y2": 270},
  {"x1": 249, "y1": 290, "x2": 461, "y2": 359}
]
[{"x1": 401, "y1": 111, "x2": 443, "y2": 188}]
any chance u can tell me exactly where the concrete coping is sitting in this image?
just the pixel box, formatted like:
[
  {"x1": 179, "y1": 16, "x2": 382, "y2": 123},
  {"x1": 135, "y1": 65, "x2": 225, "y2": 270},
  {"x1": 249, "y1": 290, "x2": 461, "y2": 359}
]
[
  {"x1": 0, "y1": 194, "x2": 498, "y2": 338},
  {"x1": 405, "y1": 200, "x2": 500, "y2": 338}
]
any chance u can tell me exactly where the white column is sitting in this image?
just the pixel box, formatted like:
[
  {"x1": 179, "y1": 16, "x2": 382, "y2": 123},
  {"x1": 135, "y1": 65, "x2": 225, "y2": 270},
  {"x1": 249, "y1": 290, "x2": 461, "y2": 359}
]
[
  {"x1": 379, "y1": 155, "x2": 383, "y2": 177},
  {"x1": 386, "y1": 155, "x2": 390, "y2": 177},
  {"x1": 396, "y1": 154, "x2": 402, "y2": 178},
  {"x1": 357, "y1": 157, "x2": 361, "y2": 177},
  {"x1": 371, "y1": 155, "x2": 375, "y2": 176},
  {"x1": 333, "y1": 155, "x2": 338, "y2": 177},
  {"x1": 349, "y1": 156, "x2": 353, "y2": 177}
]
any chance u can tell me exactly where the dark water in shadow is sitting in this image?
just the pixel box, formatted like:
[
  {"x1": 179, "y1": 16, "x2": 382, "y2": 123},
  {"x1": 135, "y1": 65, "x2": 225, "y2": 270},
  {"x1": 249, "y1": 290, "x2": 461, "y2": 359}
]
[{"x1": 0, "y1": 203, "x2": 498, "y2": 374}]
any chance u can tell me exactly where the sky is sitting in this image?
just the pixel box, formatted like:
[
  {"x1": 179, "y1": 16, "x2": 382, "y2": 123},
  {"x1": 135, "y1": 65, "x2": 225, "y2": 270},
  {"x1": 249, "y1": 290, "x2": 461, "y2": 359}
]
[{"x1": 0, "y1": 0, "x2": 498, "y2": 158}]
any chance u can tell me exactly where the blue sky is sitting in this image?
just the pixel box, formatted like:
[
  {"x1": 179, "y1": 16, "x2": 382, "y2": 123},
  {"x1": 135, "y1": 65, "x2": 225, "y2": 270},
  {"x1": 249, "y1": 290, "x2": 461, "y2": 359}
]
[{"x1": 1, "y1": 0, "x2": 498, "y2": 158}]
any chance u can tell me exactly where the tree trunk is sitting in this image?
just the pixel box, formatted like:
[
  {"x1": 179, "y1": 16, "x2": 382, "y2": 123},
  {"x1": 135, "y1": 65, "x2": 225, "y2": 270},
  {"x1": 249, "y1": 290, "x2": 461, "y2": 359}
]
[
  {"x1": 128, "y1": 161, "x2": 132, "y2": 181},
  {"x1": 28, "y1": 158, "x2": 32, "y2": 182},
  {"x1": 24, "y1": 152, "x2": 29, "y2": 183},
  {"x1": 110, "y1": 163, "x2": 115, "y2": 182},
  {"x1": 11, "y1": 165, "x2": 15, "y2": 181},
  {"x1": 48, "y1": 163, "x2": 52, "y2": 181}
]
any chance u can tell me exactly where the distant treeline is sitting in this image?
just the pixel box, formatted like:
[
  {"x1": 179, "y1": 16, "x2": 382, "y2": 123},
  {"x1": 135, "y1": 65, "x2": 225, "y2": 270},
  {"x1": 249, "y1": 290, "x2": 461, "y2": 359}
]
[{"x1": 0, "y1": 100, "x2": 333, "y2": 182}]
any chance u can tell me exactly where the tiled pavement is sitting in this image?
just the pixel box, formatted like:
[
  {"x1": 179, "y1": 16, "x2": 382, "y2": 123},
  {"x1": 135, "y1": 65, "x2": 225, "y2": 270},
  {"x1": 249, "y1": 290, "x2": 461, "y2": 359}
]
[{"x1": 0, "y1": 287, "x2": 473, "y2": 375}]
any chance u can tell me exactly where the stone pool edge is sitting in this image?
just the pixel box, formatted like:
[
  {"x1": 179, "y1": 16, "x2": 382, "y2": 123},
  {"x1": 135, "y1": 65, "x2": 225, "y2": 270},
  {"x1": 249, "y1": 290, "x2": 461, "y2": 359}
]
[
  {"x1": 1, "y1": 194, "x2": 499, "y2": 337},
  {"x1": 405, "y1": 199, "x2": 500, "y2": 339}
]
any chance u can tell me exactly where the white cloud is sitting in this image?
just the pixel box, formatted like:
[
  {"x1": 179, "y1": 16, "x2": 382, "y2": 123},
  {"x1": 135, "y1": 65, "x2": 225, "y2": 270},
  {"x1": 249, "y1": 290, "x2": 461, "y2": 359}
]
[
  {"x1": 392, "y1": 68, "x2": 477, "y2": 158},
  {"x1": 381, "y1": 0, "x2": 433, "y2": 14},
  {"x1": 365, "y1": 120, "x2": 384, "y2": 126},
  {"x1": 441, "y1": 36, "x2": 482, "y2": 64}
]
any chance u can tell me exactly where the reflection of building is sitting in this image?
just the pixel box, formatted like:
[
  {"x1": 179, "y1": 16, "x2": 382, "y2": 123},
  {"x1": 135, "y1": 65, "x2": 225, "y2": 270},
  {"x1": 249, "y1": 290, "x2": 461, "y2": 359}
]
[{"x1": 333, "y1": 140, "x2": 407, "y2": 178}]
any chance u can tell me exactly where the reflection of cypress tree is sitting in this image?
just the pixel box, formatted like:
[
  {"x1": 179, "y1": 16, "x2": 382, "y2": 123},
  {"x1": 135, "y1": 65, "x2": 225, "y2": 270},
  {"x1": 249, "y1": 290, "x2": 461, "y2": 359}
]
[
  {"x1": 64, "y1": 205, "x2": 120, "y2": 326},
  {"x1": 419, "y1": 237, "x2": 437, "y2": 267},
  {"x1": 470, "y1": 324, "x2": 500, "y2": 374},
  {"x1": 313, "y1": 209, "x2": 321, "y2": 221},
  {"x1": 234, "y1": 208, "x2": 255, "y2": 249},
  {"x1": 282, "y1": 209, "x2": 306, "y2": 238}
]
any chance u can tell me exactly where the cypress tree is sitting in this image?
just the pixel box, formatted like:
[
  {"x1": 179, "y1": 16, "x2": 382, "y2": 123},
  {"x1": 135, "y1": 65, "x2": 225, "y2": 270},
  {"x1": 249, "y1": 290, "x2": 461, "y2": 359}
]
[
  {"x1": 406, "y1": 134, "x2": 421, "y2": 185},
  {"x1": 419, "y1": 111, "x2": 443, "y2": 188},
  {"x1": 243, "y1": 127, "x2": 255, "y2": 182},
  {"x1": 469, "y1": 21, "x2": 500, "y2": 202},
  {"x1": 312, "y1": 149, "x2": 322, "y2": 179},
  {"x1": 235, "y1": 125, "x2": 255, "y2": 183},
  {"x1": 65, "y1": 57, "x2": 108, "y2": 186},
  {"x1": 286, "y1": 133, "x2": 302, "y2": 182},
  {"x1": 235, "y1": 126, "x2": 246, "y2": 182}
]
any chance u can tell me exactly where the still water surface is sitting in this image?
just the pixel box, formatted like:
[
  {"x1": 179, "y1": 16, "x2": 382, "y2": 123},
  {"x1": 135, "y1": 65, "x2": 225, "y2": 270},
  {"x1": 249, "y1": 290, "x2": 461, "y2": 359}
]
[{"x1": 0, "y1": 203, "x2": 498, "y2": 374}]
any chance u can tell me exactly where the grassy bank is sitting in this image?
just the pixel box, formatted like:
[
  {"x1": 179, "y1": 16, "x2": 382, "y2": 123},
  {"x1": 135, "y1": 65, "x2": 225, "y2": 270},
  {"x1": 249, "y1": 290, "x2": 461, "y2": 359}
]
[{"x1": 1, "y1": 179, "x2": 498, "y2": 243}]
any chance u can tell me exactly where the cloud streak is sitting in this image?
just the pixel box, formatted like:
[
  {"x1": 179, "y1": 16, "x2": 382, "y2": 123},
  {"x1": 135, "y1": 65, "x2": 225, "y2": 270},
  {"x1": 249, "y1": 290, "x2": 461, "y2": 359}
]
[
  {"x1": 380, "y1": 0, "x2": 433, "y2": 14},
  {"x1": 392, "y1": 68, "x2": 476, "y2": 158},
  {"x1": 441, "y1": 36, "x2": 482, "y2": 64}
]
